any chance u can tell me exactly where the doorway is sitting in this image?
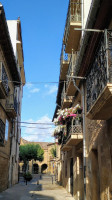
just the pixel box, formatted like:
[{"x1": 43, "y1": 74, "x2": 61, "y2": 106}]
[
  {"x1": 70, "y1": 158, "x2": 73, "y2": 195},
  {"x1": 33, "y1": 164, "x2": 39, "y2": 174},
  {"x1": 91, "y1": 149, "x2": 100, "y2": 200}
]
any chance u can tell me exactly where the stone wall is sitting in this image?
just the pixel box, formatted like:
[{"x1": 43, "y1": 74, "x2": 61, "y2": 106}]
[
  {"x1": 0, "y1": 155, "x2": 9, "y2": 192},
  {"x1": 0, "y1": 106, "x2": 11, "y2": 192},
  {"x1": 19, "y1": 141, "x2": 56, "y2": 175},
  {"x1": 86, "y1": 117, "x2": 112, "y2": 200},
  {"x1": 61, "y1": 146, "x2": 84, "y2": 200},
  {"x1": 0, "y1": 45, "x2": 17, "y2": 192}
]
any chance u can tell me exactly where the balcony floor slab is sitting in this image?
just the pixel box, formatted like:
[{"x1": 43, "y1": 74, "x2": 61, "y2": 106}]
[
  {"x1": 61, "y1": 134, "x2": 83, "y2": 151},
  {"x1": 66, "y1": 80, "x2": 76, "y2": 96},
  {"x1": 61, "y1": 99, "x2": 72, "y2": 109},
  {"x1": 64, "y1": 23, "x2": 81, "y2": 54},
  {"x1": 86, "y1": 84, "x2": 112, "y2": 120},
  {"x1": 6, "y1": 108, "x2": 17, "y2": 118},
  {"x1": 60, "y1": 62, "x2": 69, "y2": 80}
]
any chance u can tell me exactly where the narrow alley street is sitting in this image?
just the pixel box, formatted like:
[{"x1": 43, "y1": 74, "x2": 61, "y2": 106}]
[{"x1": 0, "y1": 174, "x2": 74, "y2": 200}]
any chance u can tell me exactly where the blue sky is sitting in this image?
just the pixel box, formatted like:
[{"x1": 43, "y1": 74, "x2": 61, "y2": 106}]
[{"x1": 1, "y1": 0, "x2": 69, "y2": 142}]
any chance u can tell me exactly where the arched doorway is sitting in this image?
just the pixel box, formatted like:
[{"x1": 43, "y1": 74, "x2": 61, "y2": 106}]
[
  {"x1": 41, "y1": 164, "x2": 48, "y2": 173},
  {"x1": 33, "y1": 164, "x2": 39, "y2": 174}
]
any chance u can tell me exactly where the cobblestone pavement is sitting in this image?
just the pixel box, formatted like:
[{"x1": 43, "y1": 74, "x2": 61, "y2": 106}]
[{"x1": 0, "y1": 174, "x2": 74, "y2": 200}]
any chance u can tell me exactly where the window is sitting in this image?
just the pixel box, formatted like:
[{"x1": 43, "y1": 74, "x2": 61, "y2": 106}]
[{"x1": 5, "y1": 119, "x2": 9, "y2": 141}]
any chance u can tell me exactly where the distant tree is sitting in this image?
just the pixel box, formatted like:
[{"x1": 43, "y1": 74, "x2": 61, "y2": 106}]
[
  {"x1": 19, "y1": 144, "x2": 44, "y2": 172},
  {"x1": 50, "y1": 145, "x2": 56, "y2": 158}
]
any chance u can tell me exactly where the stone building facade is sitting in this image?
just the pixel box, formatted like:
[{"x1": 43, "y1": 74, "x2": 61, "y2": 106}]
[
  {"x1": 0, "y1": 4, "x2": 25, "y2": 192},
  {"x1": 19, "y1": 138, "x2": 56, "y2": 175},
  {"x1": 47, "y1": 143, "x2": 56, "y2": 175},
  {"x1": 53, "y1": 0, "x2": 112, "y2": 199},
  {"x1": 7, "y1": 19, "x2": 25, "y2": 187}
]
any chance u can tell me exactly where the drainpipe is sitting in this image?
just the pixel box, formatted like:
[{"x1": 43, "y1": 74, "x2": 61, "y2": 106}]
[
  {"x1": 64, "y1": 81, "x2": 66, "y2": 99},
  {"x1": 72, "y1": 49, "x2": 74, "y2": 73},
  {"x1": 81, "y1": 0, "x2": 84, "y2": 36},
  {"x1": 105, "y1": 29, "x2": 109, "y2": 83},
  {"x1": 82, "y1": 83, "x2": 86, "y2": 200},
  {"x1": 9, "y1": 119, "x2": 14, "y2": 187}
]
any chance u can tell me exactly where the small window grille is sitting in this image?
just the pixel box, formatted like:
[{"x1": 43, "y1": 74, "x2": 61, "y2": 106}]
[{"x1": 0, "y1": 119, "x2": 5, "y2": 145}]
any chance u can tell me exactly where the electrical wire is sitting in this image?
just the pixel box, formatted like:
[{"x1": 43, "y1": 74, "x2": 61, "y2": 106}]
[
  {"x1": 20, "y1": 125, "x2": 53, "y2": 129},
  {"x1": 7, "y1": 80, "x2": 65, "y2": 85},
  {"x1": 22, "y1": 133, "x2": 53, "y2": 136},
  {"x1": 15, "y1": 121, "x2": 54, "y2": 125}
]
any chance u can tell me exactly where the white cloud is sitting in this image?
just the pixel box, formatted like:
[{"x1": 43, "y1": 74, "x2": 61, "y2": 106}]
[
  {"x1": 21, "y1": 115, "x2": 55, "y2": 142},
  {"x1": 26, "y1": 82, "x2": 33, "y2": 89},
  {"x1": 30, "y1": 88, "x2": 40, "y2": 93},
  {"x1": 25, "y1": 82, "x2": 40, "y2": 94},
  {"x1": 44, "y1": 84, "x2": 58, "y2": 95}
]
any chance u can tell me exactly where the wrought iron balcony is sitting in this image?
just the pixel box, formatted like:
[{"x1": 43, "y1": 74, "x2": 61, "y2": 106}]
[
  {"x1": 66, "y1": 51, "x2": 78, "y2": 96},
  {"x1": 61, "y1": 118, "x2": 83, "y2": 151},
  {"x1": 60, "y1": 44, "x2": 70, "y2": 80},
  {"x1": 6, "y1": 94, "x2": 18, "y2": 118},
  {"x1": 0, "y1": 62, "x2": 8, "y2": 98},
  {"x1": 86, "y1": 30, "x2": 112, "y2": 120},
  {"x1": 61, "y1": 82, "x2": 73, "y2": 109},
  {"x1": 0, "y1": 119, "x2": 5, "y2": 146},
  {"x1": 63, "y1": 0, "x2": 81, "y2": 53}
]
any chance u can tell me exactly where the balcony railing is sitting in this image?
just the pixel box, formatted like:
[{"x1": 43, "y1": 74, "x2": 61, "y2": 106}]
[
  {"x1": 6, "y1": 94, "x2": 18, "y2": 118},
  {"x1": 0, "y1": 62, "x2": 8, "y2": 98},
  {"x1": 66, "y1": 119, "x2": 82, "y2": 138},
  {"x1": 61, "y1": 118, "x2": 83, "y2": 150},
  {"x1": 61, "y1": 82, "x2": 73, "y2": 108},
  {"x1": 60, "y1": 44, "x2": 70, "y2": 80},
  {"x1": 67, "y1": 51, "x2": 78, "y2": 86},
  {"x1": 86, "y1": 30, "x2": 112, "y2": 120},
  {"x1": 61, "y1": 84, "x2": 66, "y2": 105},
  {"x1": 67, "y1": 52, "x2": 76, "y2": 77},
  {"x1": 67, "y1": 56, "x2": 74, "y2": 78},
  {"x1": 0, "y1": 119, "x2": 5, "y2": 146},
  {"x1": 67, "y1": 123, "x2": 82, "y2": 137},
  {"x1": 60, "y1": 44, "x2": 70, "y2": 65},
  {"x1": 63, "y1": 0, "x2": 81, "y2": 53}
]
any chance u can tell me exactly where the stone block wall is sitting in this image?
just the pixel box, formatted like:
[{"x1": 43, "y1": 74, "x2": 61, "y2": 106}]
[
  {"x1": 86, "y1": 117, "x2": 112, "y2": 200},
  {"x1": 0, "y1": 151, "x2": 10, "y2": 192}
]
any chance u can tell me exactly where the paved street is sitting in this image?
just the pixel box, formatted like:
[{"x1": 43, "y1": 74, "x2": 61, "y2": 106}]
[{"x1": 0, "y1": 174, "x2": 74, "y2": 200}]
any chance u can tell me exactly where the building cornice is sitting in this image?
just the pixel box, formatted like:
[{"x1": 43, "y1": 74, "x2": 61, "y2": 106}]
[{"x1": 0, "y1": 5, "x2": 21, "y2": 85}]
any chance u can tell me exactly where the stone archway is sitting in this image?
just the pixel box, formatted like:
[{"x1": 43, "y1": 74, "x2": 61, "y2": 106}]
[
  {"x1": 33, "y1": 163, "x2": 39, "y2": 174},
  {"x1": 41, "y1": 164, "x2": 48, "y2": 173}
]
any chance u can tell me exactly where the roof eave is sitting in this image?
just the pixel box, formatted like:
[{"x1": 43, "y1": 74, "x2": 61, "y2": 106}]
[{"x1": 0, "y1": 5, "x2": 21, "y2": 85}]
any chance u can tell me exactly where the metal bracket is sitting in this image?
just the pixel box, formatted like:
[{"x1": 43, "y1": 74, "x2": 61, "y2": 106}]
[
  {"x1": 67, "y1": 75, "x2": 86, "y2": 80},
  {"x1": 74, "y1": 28, "x2": 104, "y2": 33},
  {"x1": 56, "y1": 103, "x2": 61, "y2": 108},
  {"x1": 72, "y1": 78, "x2": 82, "y2": 95},
  {"x1": 67, "y1": 75, "x2": 86, "y2": 95}
]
